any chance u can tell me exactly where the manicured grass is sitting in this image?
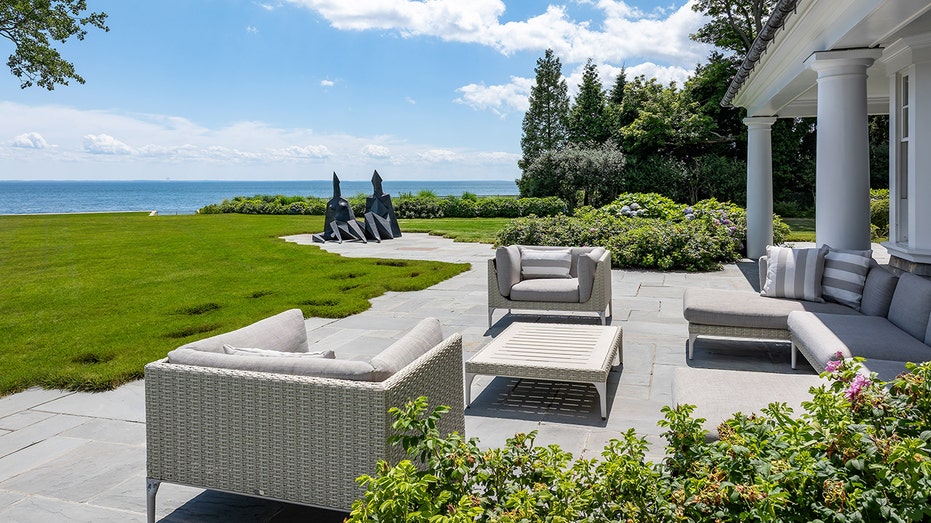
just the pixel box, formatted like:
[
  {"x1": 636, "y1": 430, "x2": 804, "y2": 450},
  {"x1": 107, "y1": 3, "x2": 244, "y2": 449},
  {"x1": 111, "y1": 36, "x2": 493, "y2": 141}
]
[
  {"x1": 0, "y1": 213, "x2": 469, "y2": 395},
  {"x1": 783, "y1": 217, "x2": 816, "y2": 242},
  {"x1": 398, "y1": 217, "x2": 510, "y2": 244}
]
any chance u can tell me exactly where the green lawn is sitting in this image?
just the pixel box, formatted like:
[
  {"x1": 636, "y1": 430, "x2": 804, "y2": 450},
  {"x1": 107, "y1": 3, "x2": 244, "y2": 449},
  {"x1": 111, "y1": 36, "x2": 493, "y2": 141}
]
[
  {"x1": 783, "y1": 217, "x2": 816, "y2": 242},
  {"x1": 0, "y1": 213, "x2": 469, "y2": 395},
  {"x1": 399, "y1": 217, "x2": 510, "y2": 244}
]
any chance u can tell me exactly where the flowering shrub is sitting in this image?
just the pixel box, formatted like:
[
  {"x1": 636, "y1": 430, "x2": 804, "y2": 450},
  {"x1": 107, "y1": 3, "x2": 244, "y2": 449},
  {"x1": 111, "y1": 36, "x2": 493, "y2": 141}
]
[{"x1": 349, "y1": 360, "x2": 931, "y2": 522}]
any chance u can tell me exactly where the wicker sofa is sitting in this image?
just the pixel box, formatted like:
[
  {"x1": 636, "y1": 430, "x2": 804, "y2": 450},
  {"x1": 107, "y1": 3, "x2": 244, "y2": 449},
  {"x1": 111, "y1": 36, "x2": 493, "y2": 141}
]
[
  {"x1": 145, "y1": 310, "x2": 464, "y2": 522},
  {"x1": 488, "y1": 245, "x2": 612, "y2": 327}
]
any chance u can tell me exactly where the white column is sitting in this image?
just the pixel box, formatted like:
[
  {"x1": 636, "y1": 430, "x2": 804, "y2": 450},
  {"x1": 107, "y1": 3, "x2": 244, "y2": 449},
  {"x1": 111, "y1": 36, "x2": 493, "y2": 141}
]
[
  {"x1": 744, "y1": 116, "x2": 777, "y2": 259},
  {"x1": 806, "y1": 50, "x2": 881, "y2": 250}
]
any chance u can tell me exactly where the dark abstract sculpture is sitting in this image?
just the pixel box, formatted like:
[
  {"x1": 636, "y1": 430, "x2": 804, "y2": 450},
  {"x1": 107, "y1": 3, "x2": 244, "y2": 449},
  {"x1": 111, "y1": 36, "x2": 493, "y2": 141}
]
[
  {"x1": 312, "y1": 173, "x2": 368, "y2": 243},
  {"x1": 362, "y1": 170, "x2": 402, "y2": 241}
]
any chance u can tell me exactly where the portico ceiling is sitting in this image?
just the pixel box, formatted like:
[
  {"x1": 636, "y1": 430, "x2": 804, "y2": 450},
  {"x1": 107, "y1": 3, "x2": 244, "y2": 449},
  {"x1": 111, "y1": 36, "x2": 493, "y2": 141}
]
[{"x1": 728, "y1": 0, "x2": 931, "y2": 117}]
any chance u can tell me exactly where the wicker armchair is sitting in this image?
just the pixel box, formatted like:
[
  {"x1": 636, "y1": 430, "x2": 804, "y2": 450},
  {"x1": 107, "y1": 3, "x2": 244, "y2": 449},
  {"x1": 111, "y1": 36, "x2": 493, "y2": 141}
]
[
  {"x1": 488, "y1": 245, "x2": 613, "y2": 327},
  {"x1": 145, "y1": 320, "x2": 464, "y2": 522}
]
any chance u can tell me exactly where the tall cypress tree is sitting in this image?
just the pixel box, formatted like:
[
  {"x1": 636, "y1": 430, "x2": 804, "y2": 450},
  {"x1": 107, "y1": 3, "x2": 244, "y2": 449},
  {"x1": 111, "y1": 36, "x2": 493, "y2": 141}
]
[
  {"x1": 519, "y1": 49, "x2": 570, "y2": 172},
  {"x1": 568, "y1": 59, "x2": 610, "y2": 146},
  {"x1": 608, "y1": 67, "x2": 627, "y2": 106}
]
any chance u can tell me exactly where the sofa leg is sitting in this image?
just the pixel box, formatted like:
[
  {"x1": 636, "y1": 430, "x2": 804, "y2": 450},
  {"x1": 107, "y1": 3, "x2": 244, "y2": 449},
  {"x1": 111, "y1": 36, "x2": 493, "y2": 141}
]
[
  {"x1": 599, "y1": 312, "x2": 606, "y2": 325},
  {"x1": 146, "y1": 478, "x2": 160, "y2": 523},
  {"x1": 791, "y1": 344, "x2": 797, "y2": 370},
  {"x1": 688, "y1": 334, "x2": 697, "y2": 360},
  {"x1": 488, "y1": 308, "x2": 494, "y2": 328}
]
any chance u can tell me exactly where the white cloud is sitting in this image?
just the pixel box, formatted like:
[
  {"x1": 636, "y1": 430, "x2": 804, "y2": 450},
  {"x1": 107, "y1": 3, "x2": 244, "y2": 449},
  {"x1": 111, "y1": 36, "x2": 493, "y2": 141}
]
[
  {"x1": 11, "y1": 132, "x2": 50, "y2": 149},
  {"x1": 405, "y1": 96, "x2": 416, "y2": 105},
  {"x1": 0, "y1": 101, "x2": 521, "y2": 180},
  {"x1": 419, "y1": 149, "x2": 462, "y2": 162},
  {"x1": 257, "y1": 2, "x2": 277, "y2": 11},
  {"x1": 361, "y1": 144, "x2": 391, "y2": 158},
  {"x1": 285, "y1": 0, "x2": 711, "y2": 65},
  {"x1": 320, "y1": 79, "x2": 335, "y2": 87},
  {"x1": 274, "y1": 144, "x2": 332, "y2": 158},
  {"x1": 455, "y1": 75, "x2": 534, "y2": 117},
  {"x1": 246, "y1": 25, "x2": 259, "y2": 33},
  {"x1": 83, "y1": 134, "x2": 134, "y2": 155}
]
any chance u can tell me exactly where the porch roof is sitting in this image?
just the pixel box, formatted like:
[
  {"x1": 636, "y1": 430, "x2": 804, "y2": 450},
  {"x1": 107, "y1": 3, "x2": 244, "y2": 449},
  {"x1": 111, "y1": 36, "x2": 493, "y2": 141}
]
[{"x1": 724, "y1": 0, "x2": 931, "y2": 117}]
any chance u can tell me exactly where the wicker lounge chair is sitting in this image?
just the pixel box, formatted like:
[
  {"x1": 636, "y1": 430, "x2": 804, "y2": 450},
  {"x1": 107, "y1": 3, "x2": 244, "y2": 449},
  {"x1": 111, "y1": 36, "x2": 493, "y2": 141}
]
[
  {"x1": 488, "y1": 245, "x2": 612, "y2": 327},
  {"x1": 145, "y1": 311, "x2": 464, "y2": 522}
]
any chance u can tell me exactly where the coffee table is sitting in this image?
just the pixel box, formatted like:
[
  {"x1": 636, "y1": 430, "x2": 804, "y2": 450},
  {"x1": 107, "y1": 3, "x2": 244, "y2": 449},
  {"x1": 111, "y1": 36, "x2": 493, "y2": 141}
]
[{"x1": 465, "y1": 323, "x2": 623, "y2": 419}]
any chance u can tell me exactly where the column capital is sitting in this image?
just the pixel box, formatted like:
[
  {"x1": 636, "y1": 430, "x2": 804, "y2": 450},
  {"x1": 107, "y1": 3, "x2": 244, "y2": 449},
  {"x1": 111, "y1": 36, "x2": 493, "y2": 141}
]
[
  {"x1": 743, "y1": 116, "x2": 778, "y2": 129},
  {"x1": 806, "y1": 49, "x2": 882, "y2": 77}
]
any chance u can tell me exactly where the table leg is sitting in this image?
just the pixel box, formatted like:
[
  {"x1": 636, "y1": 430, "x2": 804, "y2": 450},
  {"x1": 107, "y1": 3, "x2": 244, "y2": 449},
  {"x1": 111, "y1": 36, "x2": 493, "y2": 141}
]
[
  {"x1": 464, "y1": 372, "x2": 476, "y2": 407},
  {"x1": 594, "y1": 382, "x2": 607, "y2": 419}
]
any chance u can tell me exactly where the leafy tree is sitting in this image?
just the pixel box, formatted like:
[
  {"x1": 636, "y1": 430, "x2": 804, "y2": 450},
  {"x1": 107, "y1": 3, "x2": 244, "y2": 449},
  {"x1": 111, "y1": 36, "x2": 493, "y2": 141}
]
[
  {"x1": 0, "y1": 0, "x2": 108, "y2": 90},
  {"x1": 518, "y1": 143, "x2": 625, "y2": 210},
  {"x1": 519, "y1": 48, "x2": 570, "y2": 171},
  {"x1": 568, "y1": 58, "x2": 610, "y2": 146},
  {"x1": 682, "y1": 52, "x2": 746, "y2": 157},
  {"x1": 690, "y1": 0, "x2": 776, "y2": 55}
]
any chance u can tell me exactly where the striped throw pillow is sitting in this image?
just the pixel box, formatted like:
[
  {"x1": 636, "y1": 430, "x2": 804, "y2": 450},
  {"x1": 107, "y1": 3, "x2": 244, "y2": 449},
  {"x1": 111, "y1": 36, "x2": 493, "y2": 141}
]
[
  {"x1": 520, "y1": 249, "x2": 572, "y2": 279},
  {"x1": 761, "y1": 245, "x2": 828, "y2": 303},
  {"x1": 822, "y1": 248, "x2": 872, "y2": 310}
]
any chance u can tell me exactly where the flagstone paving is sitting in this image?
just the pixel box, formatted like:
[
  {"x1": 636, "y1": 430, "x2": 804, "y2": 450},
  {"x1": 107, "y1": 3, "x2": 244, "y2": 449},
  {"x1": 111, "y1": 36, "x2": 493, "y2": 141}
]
[{"x1": 0, "y1": 234, "x2": 889, "y2": 522}]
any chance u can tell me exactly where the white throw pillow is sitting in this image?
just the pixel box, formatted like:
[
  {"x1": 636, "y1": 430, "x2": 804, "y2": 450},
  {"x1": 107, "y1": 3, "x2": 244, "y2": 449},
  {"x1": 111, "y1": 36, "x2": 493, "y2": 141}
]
[
  {"x1": 222, "y1": 344, "x2": 335, "y2": 359},
  {"x1": 761, "y1": 245, "x2": 828, "y2": 303},
  {"x1": 520, "y1": 249, "x2": 572, "y2": 279}
]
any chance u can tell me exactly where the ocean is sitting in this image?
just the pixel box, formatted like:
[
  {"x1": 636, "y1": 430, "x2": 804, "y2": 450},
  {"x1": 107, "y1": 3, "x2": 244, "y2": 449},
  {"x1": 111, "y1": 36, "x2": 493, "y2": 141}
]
[{"x1": 0, "y1": 180, "x2": 519, "y2": 215}]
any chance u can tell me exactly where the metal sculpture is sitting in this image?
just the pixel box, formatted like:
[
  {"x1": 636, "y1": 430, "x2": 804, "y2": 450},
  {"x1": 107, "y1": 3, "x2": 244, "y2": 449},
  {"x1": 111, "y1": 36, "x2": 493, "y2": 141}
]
[
  {"x1": 362, "y1": 170, "x2": 402, "y2": 241},
  {"x1": 312, "y1": 172, "x2": 368, "y2": 243}
]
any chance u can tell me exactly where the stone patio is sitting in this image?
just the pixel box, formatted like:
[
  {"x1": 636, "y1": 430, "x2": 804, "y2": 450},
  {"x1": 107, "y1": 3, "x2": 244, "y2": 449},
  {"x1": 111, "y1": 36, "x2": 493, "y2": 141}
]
[{"x1": 0, "y1": 234, "x2": 886, "y2": 522}]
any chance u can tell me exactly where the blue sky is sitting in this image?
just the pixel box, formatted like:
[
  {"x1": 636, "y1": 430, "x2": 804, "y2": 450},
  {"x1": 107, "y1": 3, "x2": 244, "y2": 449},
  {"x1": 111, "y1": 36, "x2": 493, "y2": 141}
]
[{"x1": 0, "y1": 0, "x2": 712, "y2": 181}]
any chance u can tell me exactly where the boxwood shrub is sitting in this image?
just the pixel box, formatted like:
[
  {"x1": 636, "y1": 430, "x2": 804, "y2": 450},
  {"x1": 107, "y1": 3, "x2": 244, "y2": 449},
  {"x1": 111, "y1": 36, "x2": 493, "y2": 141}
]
[
  {"x1": 198, "y1": 194, "x2": 566, "y2": 219},
  {"x1": 496, "y1": 193, "x2": 791, "y2": 271},
  {"x1": 349, "y1": 359, "x2": 931, "y2": 522}
]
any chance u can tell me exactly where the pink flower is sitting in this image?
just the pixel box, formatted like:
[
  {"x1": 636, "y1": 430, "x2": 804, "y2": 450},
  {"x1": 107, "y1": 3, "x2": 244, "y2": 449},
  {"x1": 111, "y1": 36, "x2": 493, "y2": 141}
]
[
  {"x1": 834, "y1": 351, "x2": 844, "y2": 360},
  {"x1": 844, "y1": 374, "x2": 871, "y2": 400},
  {"x1": 825, "y1": 359, "x2": 842, "y2": 373}
]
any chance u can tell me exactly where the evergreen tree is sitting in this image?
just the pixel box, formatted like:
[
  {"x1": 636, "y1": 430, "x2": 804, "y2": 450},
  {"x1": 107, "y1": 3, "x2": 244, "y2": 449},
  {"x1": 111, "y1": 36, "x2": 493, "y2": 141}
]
[
  {"x1": 608, "y1": 68, "x2": 627, "y2": 106},
  {"x1": 568, "y1": 59, "x2": 610, "y2": 146},
  {"x1": 519, "y1": 49, "x2": 570, "y2": 172}
]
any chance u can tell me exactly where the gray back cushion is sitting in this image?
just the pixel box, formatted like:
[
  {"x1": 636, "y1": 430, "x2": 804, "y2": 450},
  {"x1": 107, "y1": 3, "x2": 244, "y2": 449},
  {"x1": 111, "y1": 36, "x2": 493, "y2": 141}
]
[
  {"x1": 176, "y1": 308, "x2": 308, "y2": 353},
  {"x1": 495, "y1": 245, "x2": 521, "y2": 296},
  {"x1": 369, "y1": 317, "x2": 444, "y2": 381},
  {"x1": 926, "y1": 312, "x2": 931, "y2": 346},
  {"x1": 859, "y1": 263, "x2": 899, "y2": 317},
  {"x1": 887, "y1": 272, "x2": 931, "y2": 341},
  {"x1": 167, "y1": 348, "x2": 379, "y2": 380}
]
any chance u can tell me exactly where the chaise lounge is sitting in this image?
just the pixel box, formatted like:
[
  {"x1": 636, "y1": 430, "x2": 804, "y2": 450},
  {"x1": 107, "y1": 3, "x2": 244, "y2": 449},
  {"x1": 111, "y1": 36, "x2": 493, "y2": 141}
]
[{"x1": 145, "y1": 310, "x2": 464, "y2": 522}]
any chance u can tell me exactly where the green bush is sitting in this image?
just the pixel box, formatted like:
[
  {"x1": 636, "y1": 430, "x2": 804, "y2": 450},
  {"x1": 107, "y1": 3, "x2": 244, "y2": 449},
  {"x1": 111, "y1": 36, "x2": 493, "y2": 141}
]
[
  {"x1": 498, "y1": 194, "x2": 791, "y2": 271},
  {"x1": 871, "y1": 188, "x2": 890, "y2": 239},
  {"x1": 349, "y1": 360, "x2": 931, "y2": 522},
  {"x1": 199, "y1": 194, "x2": 566, "y2": 220}
]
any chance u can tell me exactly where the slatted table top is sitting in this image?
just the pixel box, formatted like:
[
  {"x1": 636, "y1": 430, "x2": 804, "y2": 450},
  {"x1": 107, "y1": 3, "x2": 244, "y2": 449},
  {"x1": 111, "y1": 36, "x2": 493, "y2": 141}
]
[{"x1": 466, "y1": 323, "x2": 622, "y2": 383}]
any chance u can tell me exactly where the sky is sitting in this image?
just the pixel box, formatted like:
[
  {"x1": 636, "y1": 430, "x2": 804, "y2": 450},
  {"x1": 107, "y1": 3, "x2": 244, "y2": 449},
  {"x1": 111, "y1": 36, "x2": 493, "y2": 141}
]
[{"x1": 0, "y1": 0, "x2": 713, "y2": 182}]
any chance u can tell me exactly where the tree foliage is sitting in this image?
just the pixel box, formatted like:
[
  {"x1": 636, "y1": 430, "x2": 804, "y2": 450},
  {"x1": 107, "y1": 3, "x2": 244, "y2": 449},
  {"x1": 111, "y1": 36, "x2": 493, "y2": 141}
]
[
  {"x1": 690, "y1": 0, "x2": 776, "y2": 55},
  {"x1": 568, "y1": 59, "x2": 610, "y2": 146},
  {"x1": 518, "y1": 143, "x2": 625, "y2": 210},
  {"x1": 519, "y1": 48, "x2": 570, "y2": 171},
  {"x1": 0, "y1": 0, "x2": 108, "y2": 89}
]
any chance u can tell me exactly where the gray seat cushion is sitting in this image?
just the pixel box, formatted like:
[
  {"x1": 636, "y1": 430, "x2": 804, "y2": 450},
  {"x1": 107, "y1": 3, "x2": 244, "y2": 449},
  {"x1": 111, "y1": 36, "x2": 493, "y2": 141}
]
[
  {"x1": 788, "y1": 312, "x2": 931, "y2": 370},
  {"x1": 176, "y1": 308, "x2": 309, "y2": 353},
  {"x1": 369, "y1": 317, "x2": 444, "y2": 381},
  {"x1": 671, "y1": 367, "x2": 824, "y2": 439},
  {"x1": 859, "y1": 263, "x2": 899, "y2": 317},
  {"x1": 510, "y1": 278, "x2": 580, "y2": 303},
  {"x1": 683, "y1": 288, "x2": 858, "y2": 331},
  {"x1": 859, "y1": 358, "x2": 911, "y2": 383},
  {"x1": 886, "y1": 272, "x2": 931, "y2": 341}
]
